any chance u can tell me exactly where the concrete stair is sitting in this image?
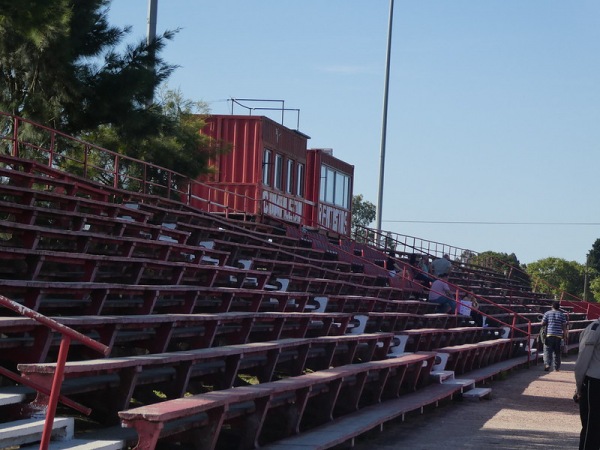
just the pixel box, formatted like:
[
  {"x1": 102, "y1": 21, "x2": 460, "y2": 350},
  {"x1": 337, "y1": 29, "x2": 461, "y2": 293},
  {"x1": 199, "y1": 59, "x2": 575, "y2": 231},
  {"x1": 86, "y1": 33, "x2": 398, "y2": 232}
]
[
  {"x1": 462, "y1": 387, "x2": 493, "y2": 400},
  {"x1": 444, "y1": 377, "x2": 492, "y2": 400},
  {"x1": 0, "y1": 391, "x2": 25, "y2": 406},
  {"x1": 20, "y1": 438, "x2": 124, "y2": 450},
  {"x1": 0, "y1": 417, "x2": 74, "y2": 449}
]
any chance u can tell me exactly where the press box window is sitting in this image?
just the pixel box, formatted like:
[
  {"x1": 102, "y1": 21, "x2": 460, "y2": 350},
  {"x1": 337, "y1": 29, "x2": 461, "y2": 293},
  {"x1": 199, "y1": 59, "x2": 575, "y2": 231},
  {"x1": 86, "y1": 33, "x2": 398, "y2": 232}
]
[
  {"x1": 286, "y1": 159, "x2": 294, "y2": 194},
  {"x1": 262, "y1": 149, "x2": 272, "y2": 186},
  {"x1": 274, "y1": 154, "x2": 283, "y2": 190},
  {"x1": 296, "y1": 164, "x2": 305, "y2": 197}
]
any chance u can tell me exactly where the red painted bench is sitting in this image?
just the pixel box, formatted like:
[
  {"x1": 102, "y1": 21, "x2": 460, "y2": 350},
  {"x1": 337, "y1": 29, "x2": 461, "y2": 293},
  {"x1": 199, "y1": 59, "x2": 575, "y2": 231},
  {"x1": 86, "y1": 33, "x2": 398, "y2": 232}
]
[
  {"x1": 0, "y1": 246, "x2": 269, "y2": 289},
  {"x1": 0, "y1": 281, "x2": 310, "y2": 315},
  {"x1": 18, "y1": 333, "x2": 394, "y2": 415},
  {"x1": 1, "y1": 310, "x2": 356, "y2": 364},
  {"x1": 0, "y1": 219, "x2": 229, "y2": 267},
  {"x1": 433, "y1": 338, "x2": 512, "y2": 375},
  {"x1": 118, "y1": 353, "x2": 436, "y2": 449}
]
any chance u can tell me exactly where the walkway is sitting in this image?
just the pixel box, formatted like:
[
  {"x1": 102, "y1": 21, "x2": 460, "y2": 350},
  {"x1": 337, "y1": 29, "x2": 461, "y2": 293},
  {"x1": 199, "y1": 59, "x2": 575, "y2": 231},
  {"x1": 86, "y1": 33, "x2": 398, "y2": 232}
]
[{"x1": 352, "y1": 356, "x2": 581, "y2": 449}]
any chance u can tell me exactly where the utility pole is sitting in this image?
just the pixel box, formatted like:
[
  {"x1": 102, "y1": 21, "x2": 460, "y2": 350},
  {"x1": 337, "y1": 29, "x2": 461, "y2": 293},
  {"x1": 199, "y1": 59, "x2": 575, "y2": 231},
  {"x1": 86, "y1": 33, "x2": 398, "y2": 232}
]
[
  {"x1": 584, "y1": 253, "x2": 590, "y2": 301},
  {"x1": 376, "y1": 0, "x2": 394, "y2": 235}
]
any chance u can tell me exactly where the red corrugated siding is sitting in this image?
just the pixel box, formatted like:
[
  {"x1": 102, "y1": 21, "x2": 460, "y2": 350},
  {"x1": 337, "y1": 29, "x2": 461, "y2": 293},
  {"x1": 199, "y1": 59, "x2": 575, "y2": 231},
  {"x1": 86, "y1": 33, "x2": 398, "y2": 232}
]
[{"x1": 193, "y1": 115, "x2": 312, "y2": 220}]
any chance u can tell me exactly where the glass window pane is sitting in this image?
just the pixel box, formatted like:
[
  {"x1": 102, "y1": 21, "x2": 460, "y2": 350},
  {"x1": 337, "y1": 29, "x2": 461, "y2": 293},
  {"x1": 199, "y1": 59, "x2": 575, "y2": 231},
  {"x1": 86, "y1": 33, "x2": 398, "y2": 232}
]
[
  {"x1": 297, "y1": 164, "x2": 305, "y2": 197},
  {"x1": 326, "y1": 168, "x2": 335, "y2": 203},
  {"x1": 286, "y1": 160, "x2": 294, "y2": 194},
  {"x1": 262, "y1": 150, "x2": 271, "y2": 186},
  {"x1": 274, "y1": 154, "x2": 283, "y2": 190},
  {"x1": 319, "y1": 165, "x2": 326, "y2": 201}
]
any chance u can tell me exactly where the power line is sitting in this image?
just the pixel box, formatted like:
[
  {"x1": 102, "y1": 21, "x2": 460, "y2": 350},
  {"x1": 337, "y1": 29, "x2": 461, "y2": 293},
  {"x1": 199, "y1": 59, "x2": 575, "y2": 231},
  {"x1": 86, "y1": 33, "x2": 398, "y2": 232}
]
[{"x1": 382, "y1": 220, "x2": 600, "y2": 226}]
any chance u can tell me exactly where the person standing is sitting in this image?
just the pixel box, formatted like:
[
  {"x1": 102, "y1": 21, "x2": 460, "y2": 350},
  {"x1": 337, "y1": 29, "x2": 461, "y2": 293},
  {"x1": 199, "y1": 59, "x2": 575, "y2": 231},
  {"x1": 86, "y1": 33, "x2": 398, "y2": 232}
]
[
  {"x1": 431, "y1": 254, "x2": 452, "y2": 276},
  {"x1": 574, "y1": 318, "x2": 600, "y2": 450},
  {"x1": 542, "y1": 301, "x2": 568, "y2": 372}
]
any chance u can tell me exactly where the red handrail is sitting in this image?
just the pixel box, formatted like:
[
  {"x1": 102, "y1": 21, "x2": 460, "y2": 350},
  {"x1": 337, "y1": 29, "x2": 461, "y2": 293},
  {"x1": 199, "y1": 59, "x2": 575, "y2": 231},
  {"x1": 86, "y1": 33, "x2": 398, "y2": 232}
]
[{"x1": 0, "y1": 295, "x2": 109, "y2": 450}]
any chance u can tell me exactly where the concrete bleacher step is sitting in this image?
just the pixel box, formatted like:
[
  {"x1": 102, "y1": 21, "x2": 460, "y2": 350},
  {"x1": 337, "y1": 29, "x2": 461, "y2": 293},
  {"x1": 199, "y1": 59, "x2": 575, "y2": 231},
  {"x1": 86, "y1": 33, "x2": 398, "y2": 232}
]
[
  {"x1": 443, "y1": 378, "x2": 476, "y2": 391},
  {"x1": 0, "y1": 391, "x2": 25, "y2": 406},
  {"x1": 261, "y1": 381, "x2": 467, "y2": 450},
  {"x1": 462, "y1": 387, "x2": 493, "y2": 400},
  {"x1": 444, "y1": 378, "x2": 491, "y2": 399},
  {"x1": 20, "y1": 438, "x2": 124, "y2": 450},
  {"x1": 0, "y1": 417, "x2": 73, "y2": 449},
  {"x1": 430, "y1": 370, "x2": 455, "y2": 383}
]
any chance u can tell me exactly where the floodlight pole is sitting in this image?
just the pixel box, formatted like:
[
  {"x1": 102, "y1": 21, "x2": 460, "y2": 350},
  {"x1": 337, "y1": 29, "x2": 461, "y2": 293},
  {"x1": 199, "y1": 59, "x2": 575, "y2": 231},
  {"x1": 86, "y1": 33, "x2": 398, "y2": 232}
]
[
  {"x1": 146, "y1": 0, "x2": 158, "y2": 105},
  {"x1": 376, "y1": 0, "x2": 394, "y2": 235},
  {"x1": 147, "y1": 0, "x2": 158, "y2": 46}
]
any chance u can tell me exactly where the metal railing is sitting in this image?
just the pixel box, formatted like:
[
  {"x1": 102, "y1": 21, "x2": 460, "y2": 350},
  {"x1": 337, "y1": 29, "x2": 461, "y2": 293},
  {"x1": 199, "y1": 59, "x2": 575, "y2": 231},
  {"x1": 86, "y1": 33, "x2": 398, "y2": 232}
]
[{"x1": 0, "y1": 295, "x2": 109, "y2": 450}]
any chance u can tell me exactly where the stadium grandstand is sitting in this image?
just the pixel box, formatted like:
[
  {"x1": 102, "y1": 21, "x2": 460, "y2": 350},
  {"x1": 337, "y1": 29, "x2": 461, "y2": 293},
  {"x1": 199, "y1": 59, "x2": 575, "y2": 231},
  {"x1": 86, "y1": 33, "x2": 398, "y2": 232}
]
[{"x1": 0, "y1": 111, "x2": 596, "y2": 449}]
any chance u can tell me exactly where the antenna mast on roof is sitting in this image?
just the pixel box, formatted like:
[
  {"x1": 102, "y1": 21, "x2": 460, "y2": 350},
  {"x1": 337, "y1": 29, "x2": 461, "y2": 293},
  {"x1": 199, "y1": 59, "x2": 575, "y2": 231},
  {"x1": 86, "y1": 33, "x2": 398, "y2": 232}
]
[{"x1": 229, "y1": 98, "x2": 301, "y2": 131}]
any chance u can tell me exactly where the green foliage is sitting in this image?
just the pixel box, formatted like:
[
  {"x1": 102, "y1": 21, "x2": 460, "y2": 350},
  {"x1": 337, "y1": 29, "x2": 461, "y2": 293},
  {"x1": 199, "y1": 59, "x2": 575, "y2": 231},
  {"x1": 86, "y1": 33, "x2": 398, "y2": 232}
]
[
  {"x1": 0, "y1": 0, "x2": 132, "y2": 126},
  {"x1": 470, "y1": 251, "x2": 530, "y2": 284},
  {"x1": 352, "y1": 194, "x2": 376, "y2": 230},
  {"x1": 587, "y1": 239, "x2": 600, "y2": 274},
  {"x1": 589, "y1": 276, "x2": 600, "y2": 302},
  {"x1": 351, "y1": 194, "x2": 376, "y2": 242},
  {"x1": 0, "y1": 1, "x2": 224, "y2": 181},
  {"x1": 526, "y1": 257, "x2": 584, "y2": 299}
]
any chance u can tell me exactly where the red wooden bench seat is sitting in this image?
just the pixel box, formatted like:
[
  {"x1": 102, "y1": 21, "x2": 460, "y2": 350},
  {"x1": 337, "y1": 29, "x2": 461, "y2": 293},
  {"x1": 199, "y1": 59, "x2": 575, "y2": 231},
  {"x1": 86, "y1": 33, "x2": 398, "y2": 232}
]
[
  {"x1": 0, "y1": 154, "x2": 111, "y2": 201},
  {"x1": 17, "y1": 333, "x2": 395, "y2": 416},
  {"x1": 361, "y1": 312, "x2": 422, "y2": 333},
  {"x1": 433, "y1": 338, "x2": 512, "y2": 375},
  {"x1": 284, "y1": 276, "x2": 388, "y2": 298},
  {"x1": 117, "y1": 352, "x2": 436, "y2": 449},
  {"x1": 303, "y1": 295, "x2": 436, "y2": 315},
  {"x1": 0, "y1": 165, "x2": 92, "y2": 195},
  {"x1": 0, "y1": 182, "x2": 141, "y2": 223},
  {"x1": 249, "y1": 258, "x2": 369, "y2": 286},
  {"x1": 0, "y1": 219, "x2": 229, "y2": 266},
  {"x1": 0, "y1": 281, "x2": 311, "y2": 316},
  {"x1": 359, "y1": 312, "x2": 471, "y2": 334},
  {"x1": 397, "y1": 326, "x2": 505, "y2": 353},
  {"x1": 0, "y1": 310, "x2": 355, "y2": 364},
  {"x1": 0, "y1": 246, "x2": 269, "y2": 289}
]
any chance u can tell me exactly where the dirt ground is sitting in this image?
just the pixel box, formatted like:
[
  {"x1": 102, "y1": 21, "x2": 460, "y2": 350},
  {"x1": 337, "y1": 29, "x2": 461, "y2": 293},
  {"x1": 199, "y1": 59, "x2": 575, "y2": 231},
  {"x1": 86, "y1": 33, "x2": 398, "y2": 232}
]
[{"x1": 351, "y1": 356, "x2": 581, "y2": 449}]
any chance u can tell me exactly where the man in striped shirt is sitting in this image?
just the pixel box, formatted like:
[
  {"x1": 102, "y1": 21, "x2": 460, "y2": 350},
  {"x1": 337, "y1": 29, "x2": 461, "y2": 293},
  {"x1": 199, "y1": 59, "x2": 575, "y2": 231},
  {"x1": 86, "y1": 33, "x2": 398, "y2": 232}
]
[{"x1": 542, "y1": 301, "x2": 568, "y2": 372}]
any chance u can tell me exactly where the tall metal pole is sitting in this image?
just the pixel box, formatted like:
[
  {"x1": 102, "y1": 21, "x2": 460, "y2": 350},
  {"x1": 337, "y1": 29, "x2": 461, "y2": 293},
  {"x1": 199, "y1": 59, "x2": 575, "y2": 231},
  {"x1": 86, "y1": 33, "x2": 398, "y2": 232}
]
[
  {"x1": 147, "y1": 0, "x2": 158, "y2": 46},
  {"x1": 376, "y1": 0, "x2": 394, "y2": 234},
  {"x1": 146, "y1": 0, "x2": 158, "y2": 105}
]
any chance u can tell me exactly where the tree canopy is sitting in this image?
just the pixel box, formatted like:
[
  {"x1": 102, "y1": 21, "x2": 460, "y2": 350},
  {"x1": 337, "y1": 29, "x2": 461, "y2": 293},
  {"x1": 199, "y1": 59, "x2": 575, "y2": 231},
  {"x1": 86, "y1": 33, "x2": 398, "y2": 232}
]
[
  {"x1": 587, "y1": 239, "x2": 600, "y2": 273},
  {"x1": 526, "y1": 257, "x2": 584, "y2": 300},
  {"x1": 468, "y1": 251, "x2": 530, "y2": 284},
  {"x1": 0, "y1": 0, "x2": 222, "y2": 179},
  {"x1": 351, "y1": 194, "x2": 376, "y2": 232}
]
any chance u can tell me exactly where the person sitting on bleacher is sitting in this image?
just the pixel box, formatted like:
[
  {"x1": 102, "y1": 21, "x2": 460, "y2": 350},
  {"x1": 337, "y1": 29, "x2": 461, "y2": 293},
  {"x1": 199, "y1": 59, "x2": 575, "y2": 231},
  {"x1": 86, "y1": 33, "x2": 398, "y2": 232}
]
[
  {"x1": 428, "y1": 273, "x2": 456, "y2": 314},
  {"x1": 408, "y1": 254, "x2": 434, "y2": 288},
  {"x1": 458, "y1": 292, "x2": 483, "y2": 326},
  {"x1": 431, "y1": 254, "x2": 452, "y2": 276}
]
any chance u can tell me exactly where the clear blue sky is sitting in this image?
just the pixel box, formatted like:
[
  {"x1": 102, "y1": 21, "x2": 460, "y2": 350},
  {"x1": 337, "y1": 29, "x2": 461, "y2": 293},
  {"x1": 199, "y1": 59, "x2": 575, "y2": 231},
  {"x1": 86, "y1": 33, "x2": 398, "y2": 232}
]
[{"x1": 107, "y1": 0, "x2": 600, "y2": 265}]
